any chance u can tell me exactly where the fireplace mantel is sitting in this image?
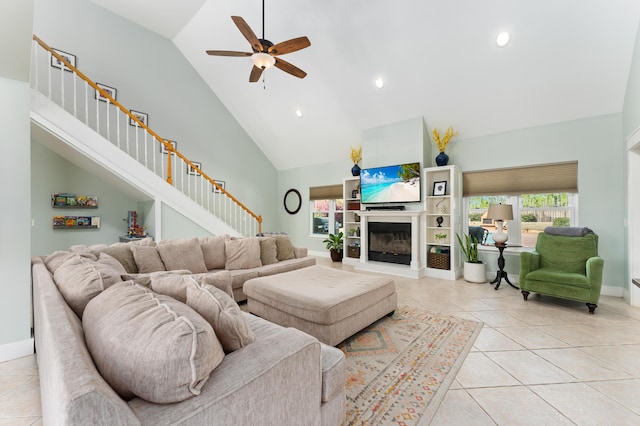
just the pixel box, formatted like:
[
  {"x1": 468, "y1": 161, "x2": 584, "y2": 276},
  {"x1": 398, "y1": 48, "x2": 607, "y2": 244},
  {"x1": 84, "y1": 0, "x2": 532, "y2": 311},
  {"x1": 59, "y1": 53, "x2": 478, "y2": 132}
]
[{"x1": 348, "y1": 210, "x2": 426, "y2": 278}]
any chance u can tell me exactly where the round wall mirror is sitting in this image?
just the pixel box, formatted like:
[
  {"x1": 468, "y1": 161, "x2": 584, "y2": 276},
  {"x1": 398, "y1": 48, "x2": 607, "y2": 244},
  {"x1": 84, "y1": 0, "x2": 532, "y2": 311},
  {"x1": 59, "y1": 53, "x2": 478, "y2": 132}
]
[{"x1": 284, "y1": 188, "x2": 302, "y2": 215}]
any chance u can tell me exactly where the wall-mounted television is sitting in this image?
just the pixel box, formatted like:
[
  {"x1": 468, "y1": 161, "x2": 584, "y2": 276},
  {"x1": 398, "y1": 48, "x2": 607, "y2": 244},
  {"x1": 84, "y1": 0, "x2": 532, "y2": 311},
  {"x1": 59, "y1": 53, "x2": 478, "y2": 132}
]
[{"x1": 360, "y1": 162, "x2": 421, "y2": 204}]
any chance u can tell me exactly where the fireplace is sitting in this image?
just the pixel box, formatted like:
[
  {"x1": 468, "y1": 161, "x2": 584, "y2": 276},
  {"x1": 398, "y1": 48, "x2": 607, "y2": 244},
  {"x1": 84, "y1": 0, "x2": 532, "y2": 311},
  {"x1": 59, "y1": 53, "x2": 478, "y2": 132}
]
[{"x1": 368, "y1": 222, "x2": 411, "y2": 265}]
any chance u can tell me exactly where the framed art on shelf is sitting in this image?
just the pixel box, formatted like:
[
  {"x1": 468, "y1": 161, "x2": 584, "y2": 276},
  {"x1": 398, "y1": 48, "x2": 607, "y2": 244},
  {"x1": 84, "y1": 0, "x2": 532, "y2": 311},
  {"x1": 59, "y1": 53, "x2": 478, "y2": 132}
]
[
  {"x1": 51, "y1": 48, "x2": 76, "y2": 72},
  {"x1": 188, "y1": 162, "x2": 202, "y2": 176},
  {"x1": 212, "y1": 180, "x2": 225, "y2": 193},
  {"x1": 95, "y1": 83, "x2": 117, "y2": 102},
  {"x1": 161, "y1": 140, "x2": 177, "y2": 154},
  {"x1": 129, "y1": 110, "x2": 148, "y2": 127},
  {"x1": 433, "y1": 181, "x2": 447, "y2": 196}
]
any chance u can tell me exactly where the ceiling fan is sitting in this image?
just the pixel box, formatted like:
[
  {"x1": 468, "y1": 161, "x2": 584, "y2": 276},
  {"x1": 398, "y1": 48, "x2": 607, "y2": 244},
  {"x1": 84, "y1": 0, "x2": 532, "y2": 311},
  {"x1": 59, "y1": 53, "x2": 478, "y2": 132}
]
[{"x1": 205, "y1": 1, "x2": 311, "y2": 82}]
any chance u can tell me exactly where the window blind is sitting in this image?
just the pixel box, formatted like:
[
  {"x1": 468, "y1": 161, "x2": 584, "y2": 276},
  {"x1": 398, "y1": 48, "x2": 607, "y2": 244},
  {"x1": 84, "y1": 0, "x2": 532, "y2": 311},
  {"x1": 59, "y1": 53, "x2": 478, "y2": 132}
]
[
  {"x1": 462, "y1": 161, "x2": 578, "y2": 196},
  {"x1": 309, "y1": 184, "x2": 343, "y2": 200}
]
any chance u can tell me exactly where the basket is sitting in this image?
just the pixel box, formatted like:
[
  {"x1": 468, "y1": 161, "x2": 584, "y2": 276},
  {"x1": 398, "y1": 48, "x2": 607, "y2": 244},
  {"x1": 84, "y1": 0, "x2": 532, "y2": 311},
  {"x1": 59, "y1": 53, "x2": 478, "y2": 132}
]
[
  {"x1": 347, "y1": 246, "x2": 360, "y2": 258},
  {"x1": 428, "y1": 252, "x2": 450, "y2": 270}
]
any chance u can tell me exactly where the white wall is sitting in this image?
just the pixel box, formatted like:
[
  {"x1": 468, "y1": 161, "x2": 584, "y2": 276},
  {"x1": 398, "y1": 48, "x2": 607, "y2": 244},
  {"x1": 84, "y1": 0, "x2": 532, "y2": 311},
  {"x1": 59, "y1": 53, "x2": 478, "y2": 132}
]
[{"x1": 0, "y1": 0, "x2": 35, "y2": 360}]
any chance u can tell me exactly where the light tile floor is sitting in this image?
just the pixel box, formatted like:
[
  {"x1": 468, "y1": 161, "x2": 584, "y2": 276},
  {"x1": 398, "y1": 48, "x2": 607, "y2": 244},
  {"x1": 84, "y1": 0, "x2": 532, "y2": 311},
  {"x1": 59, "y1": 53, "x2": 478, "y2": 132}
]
[{"x1": 1, "y1": 257, "x2": 639, "y2": 425}]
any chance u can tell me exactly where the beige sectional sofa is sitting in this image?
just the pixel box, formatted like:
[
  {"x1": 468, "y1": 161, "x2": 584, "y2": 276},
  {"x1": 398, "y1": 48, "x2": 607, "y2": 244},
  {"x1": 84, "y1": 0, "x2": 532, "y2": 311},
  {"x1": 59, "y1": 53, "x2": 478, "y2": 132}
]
[{"x1": 31, "y1": 235, "x2": 344, "y2": 425}]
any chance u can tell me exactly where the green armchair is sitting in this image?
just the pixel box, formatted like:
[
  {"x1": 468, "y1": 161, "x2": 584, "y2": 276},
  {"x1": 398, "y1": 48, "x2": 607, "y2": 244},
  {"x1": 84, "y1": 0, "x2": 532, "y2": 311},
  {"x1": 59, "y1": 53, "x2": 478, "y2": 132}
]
[{"x1": 519, "y1": 231, "x2": 604, "y2": 314}]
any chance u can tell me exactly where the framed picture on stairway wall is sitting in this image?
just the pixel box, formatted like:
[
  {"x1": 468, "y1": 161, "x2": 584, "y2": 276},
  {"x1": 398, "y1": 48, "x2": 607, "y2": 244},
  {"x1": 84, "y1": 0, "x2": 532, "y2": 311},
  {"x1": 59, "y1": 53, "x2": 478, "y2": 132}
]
[
  {"x1": 187, "y1": 162, "x2": 202, "y2": 176},
  {"x1": 161, "y1": 140, "x2": 177, "y2": 154},
  {"x1": 129, "y1": 110, "x2": 148, "y2": 127},
  {"x1": 50, "y1": 48, "x2": 76, "y2": 72},
  {"x1": 212, "y1": 180, "x2": 225, "y2": 193},
  {"x1": 95, "y1": 83, "x2": 117, "y2": 102}
]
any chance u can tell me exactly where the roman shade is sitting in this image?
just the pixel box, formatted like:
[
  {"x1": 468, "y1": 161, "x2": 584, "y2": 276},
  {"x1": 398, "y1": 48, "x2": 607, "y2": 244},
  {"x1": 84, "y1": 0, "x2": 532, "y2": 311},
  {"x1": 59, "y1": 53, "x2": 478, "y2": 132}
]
[
  {"x1": 309, "y1": 184, "x2": 343, "y2": 200},
  {"x1": 462, "y1": 161, "x2": 578, "y2": 196}
]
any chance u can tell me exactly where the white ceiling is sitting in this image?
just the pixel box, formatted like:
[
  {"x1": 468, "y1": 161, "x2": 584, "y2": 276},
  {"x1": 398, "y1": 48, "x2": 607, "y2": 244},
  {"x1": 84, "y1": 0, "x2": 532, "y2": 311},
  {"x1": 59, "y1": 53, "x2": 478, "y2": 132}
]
[{"x1": 89, "y1": 0, "x2": 640, "y2": 170}]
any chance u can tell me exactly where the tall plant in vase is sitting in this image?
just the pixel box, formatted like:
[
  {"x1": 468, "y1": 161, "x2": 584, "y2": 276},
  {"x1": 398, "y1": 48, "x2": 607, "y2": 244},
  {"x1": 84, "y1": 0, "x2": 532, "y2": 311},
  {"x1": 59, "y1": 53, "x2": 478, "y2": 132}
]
[
  {"x1": 350, "y1": 146, "x2": 362, "y2": 176},
  {"x1": 432, "y1": 126, "x2": 458, "y2": 166},
  {"x1": 456, "y1": 233, "x2": 486, "y2": 283}
]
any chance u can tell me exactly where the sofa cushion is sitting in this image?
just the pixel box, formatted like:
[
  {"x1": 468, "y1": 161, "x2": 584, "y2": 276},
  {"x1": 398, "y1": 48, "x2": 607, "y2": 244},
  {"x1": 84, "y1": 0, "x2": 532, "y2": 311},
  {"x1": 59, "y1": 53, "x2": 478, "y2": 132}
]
[
  {"x1": 186, "y1": 282, "x2": 256, "y2": 353},
  {"x1": 157, "y1": 237, "x2": 208, "y2": 273},
  {"x1": 92, "y1": 245, "x2": 138, "y2": 274},
  {"x1": 199, "y1": 234, "x2": 229, "y2": 270},
  {"x1": 190, "y1": 271, "x2": 234, "y2": 298},
  {"x1": 259, "y1": 237, "x2": 278, "y2": 265},
  {"x1": 225, "y1": 238, "x2": 262, "y2": 270},
  {"x1": 82, "y1": 281, "x2": 224, "y2": 404},
  {"x1": 132, "y1": 270, "x2": 234, "y2": 303},
  {"x1": 53, "y1": 253, "x2": 125, "y2": 317},
  {"x1": 274, "y1": 235, "x2": 296, "y2": 261},
  {"x1": 130, "y1": 245, "x2": 166, "y2": 273},
  {"x1": 44, "y1": 250, "x2": 96, "y2": 274}
]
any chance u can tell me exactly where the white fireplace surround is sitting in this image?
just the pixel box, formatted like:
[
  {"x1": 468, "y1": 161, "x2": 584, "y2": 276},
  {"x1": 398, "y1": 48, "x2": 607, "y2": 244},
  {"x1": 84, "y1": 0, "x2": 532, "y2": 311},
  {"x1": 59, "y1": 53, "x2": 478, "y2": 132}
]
[{"x1": 353, "y1": 210, "x2": 426, "y2": 278}]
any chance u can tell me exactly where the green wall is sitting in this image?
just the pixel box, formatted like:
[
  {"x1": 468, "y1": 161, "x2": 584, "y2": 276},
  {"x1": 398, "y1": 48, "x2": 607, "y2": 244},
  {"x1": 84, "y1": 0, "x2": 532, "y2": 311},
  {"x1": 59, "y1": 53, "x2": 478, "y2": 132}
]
[
  {"x1": 30, "y1": 141, "x2": 144, "y2": 256},
  {"x1": 32, "y1": 0, "x2": 278, "y2": 231}
]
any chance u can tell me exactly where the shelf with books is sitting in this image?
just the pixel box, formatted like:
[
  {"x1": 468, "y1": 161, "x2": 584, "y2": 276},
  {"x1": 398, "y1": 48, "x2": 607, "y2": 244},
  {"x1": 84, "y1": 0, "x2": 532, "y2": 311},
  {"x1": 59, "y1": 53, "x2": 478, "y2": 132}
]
[
  {"x1": 53, "y1": 216, "x2": 101, "y2": 229},
  {"x1": 51, "y1": 193, "x2": 98, "y2": 208}
]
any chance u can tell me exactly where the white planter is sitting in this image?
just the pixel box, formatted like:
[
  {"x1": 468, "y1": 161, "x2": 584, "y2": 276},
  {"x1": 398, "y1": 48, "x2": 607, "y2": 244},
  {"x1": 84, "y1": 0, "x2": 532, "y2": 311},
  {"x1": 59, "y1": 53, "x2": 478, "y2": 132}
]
[{"x1": 463, "y1": 261, "x2": 486, "y2": 283}]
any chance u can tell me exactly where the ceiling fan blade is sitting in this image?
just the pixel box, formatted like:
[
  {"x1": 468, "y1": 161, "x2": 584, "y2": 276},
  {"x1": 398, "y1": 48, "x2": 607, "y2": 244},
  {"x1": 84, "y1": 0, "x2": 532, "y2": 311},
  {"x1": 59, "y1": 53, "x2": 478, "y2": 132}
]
[
  {"x1": 249, "y1": 66, "x2": 264, "y2": 82},
  {"x1": 274, "y1": 58, "x2": 307, "y2": 79},
  {"x1": 206, "y1": 50, "x2": 252, "y2": 57},
  {"x1": 268, "y1": 37, "x2": 311, "y2": 56},
  {"x1": 231, "y1": 16, "x2": 263, "y2": 52}
]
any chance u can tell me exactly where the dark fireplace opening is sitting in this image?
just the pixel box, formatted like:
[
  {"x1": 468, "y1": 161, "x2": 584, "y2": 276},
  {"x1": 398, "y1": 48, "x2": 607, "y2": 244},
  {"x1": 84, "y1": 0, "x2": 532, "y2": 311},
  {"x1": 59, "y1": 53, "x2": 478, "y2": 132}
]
[{"x1": 368, "y1": 222, "x2": 411, "y2": 265}]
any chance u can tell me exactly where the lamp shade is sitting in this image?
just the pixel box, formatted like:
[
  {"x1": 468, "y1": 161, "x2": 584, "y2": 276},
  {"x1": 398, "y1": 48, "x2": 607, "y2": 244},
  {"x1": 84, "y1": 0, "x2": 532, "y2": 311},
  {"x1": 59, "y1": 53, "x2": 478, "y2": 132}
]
[
  {"x1": 251, "y1": 52, "x2": 276, "y2": 69},
  {"x1": 487, "y1": 204, "x2": 514, "y2": 221}
]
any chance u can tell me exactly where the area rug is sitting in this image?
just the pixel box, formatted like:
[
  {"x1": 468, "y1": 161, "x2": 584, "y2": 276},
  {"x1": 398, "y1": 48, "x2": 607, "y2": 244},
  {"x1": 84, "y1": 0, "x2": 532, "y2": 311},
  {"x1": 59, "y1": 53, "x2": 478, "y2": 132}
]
[{"x1": 337, "y1": 305, "x2": 483, "y2": 425}]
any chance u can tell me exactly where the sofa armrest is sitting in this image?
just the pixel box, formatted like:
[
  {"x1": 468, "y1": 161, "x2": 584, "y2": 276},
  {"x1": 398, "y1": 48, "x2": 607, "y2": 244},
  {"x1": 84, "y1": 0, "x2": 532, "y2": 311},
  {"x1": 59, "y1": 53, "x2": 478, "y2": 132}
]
[
  {"x1": 294, "y1": 246, "x2": 308, "y2": 258},
  {"x1": 586, "y1": 256, "x2": 605, "y2": 298},
  {"x1": 519, "y1": 251, "x2": 540, "y2": 282}
]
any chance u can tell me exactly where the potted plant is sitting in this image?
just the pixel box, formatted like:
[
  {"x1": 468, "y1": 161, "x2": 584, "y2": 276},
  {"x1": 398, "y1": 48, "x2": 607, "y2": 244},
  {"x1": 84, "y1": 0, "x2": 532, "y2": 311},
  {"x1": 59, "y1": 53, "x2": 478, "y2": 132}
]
[
  {"x1": 435, "y1": 233, "x2": 448, "y2": 244},
  {"x1": 456, "y1": 233, "x2": 486, "y2": 283},
  {"x1": 323, "y1": 232, "x2": 344, "y2": 262}
]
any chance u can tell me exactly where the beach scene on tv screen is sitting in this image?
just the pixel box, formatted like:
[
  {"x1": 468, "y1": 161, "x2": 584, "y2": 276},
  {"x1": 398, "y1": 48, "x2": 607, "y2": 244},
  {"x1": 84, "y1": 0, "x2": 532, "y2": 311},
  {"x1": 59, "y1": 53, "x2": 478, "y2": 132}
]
[{"x1": 361, "y1": 163, "x2": 421, "y2": 203}]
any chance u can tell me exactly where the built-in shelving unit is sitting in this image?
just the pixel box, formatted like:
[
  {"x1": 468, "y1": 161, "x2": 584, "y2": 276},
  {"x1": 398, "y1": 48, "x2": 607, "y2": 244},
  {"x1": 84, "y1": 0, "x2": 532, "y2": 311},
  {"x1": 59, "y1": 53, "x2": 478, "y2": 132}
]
[
  {"x1": 424, "y1": 165, "x2": 462, "y2": 279},
  {"x1": 343, "y1": 177, "x2": 362, "y2": 264}
]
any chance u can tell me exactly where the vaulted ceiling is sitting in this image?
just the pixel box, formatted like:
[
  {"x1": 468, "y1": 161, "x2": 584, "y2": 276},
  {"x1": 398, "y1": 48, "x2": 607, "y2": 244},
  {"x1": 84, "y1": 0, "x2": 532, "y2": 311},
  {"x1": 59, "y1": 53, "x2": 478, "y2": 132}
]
[{"x1": 89, "y1": 0, "x2": 640, "y2": 170}]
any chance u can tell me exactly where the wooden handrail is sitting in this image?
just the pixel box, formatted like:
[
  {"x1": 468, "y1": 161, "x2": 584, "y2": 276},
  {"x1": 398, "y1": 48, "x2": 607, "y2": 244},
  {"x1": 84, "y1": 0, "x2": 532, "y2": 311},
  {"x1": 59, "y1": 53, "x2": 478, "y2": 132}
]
[{"x1": 33, "y1": 34, "x2": 262, "y2": 231}]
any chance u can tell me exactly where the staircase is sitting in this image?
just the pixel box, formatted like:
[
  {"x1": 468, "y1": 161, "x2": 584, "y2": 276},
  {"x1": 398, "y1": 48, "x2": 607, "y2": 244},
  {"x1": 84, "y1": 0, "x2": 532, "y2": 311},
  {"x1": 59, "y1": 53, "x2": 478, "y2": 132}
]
[{"x1": 30, "y1": 36, "x2": 262, "y2": 238}]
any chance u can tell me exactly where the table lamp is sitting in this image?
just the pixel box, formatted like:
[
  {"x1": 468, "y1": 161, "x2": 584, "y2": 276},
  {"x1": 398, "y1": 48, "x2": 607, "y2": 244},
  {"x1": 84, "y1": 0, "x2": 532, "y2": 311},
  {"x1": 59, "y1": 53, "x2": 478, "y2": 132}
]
[{"x1": 487, "y1": 203, "x2": 513, "y2": 244}]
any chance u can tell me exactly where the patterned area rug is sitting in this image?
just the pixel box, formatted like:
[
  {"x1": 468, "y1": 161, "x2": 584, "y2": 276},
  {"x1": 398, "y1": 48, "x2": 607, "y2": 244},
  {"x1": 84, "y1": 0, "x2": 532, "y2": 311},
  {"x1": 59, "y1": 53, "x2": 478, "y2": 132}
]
[{"x1": 338, "y1": 305, "x2": 483, "y2": 425}]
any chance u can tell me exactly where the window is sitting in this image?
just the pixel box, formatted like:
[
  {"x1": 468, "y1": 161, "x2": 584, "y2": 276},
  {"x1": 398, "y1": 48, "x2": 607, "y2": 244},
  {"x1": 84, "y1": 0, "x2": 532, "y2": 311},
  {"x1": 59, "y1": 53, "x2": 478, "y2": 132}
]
[
  {"x1": 466, "y1": 193, "x2": 577, "y2": 247},
  {"x1": 310, "y1": 199, "x2": 343, "y2": 236}
]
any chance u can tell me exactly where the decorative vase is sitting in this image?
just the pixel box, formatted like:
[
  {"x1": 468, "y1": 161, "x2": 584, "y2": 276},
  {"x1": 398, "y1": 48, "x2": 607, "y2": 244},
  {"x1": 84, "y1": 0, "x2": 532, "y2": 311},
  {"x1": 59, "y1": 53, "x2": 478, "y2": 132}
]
[
  {"x1": 435, "y1": 151, "x2": 449, "y2": 166},
  {"x1": 351, "y1": 164, "x2": 361, "y2": 176},
  {"x1": 330, "y1": 249, "x2": 343, "y2": 262}
]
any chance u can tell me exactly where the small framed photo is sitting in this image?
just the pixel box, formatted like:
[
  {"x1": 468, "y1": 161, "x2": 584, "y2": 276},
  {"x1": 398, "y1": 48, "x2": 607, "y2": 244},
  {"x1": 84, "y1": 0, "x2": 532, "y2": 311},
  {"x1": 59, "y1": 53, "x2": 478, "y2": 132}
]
[
  {"x1": 187, "y1": 162, "x2": 202, "y2": 176},
  {"x1": 95, "y1": 83, "x2": 117, "y2": 102},
  {"x1": 161, "y1": 140, "x2": 177, "y2": 154},
  {"x1": 212, "y1": 180, "x2": 226, "y2": 193},
  {"x1": 51, "y1": 48, "x2": 76, "y2": 72},
  {"x1": 433, "y1": 181, "x2": 447, "y2": 196},
  {"x1": 129, "y1": 110, "x2": 148, "y2": 127}
]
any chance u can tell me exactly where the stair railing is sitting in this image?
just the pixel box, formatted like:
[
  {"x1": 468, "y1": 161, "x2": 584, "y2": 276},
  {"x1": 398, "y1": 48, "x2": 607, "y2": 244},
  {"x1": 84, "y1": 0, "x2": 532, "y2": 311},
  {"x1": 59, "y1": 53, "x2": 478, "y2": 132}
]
[{"x1": 31, "y1": 35, "x2": 262, "y2": 236}]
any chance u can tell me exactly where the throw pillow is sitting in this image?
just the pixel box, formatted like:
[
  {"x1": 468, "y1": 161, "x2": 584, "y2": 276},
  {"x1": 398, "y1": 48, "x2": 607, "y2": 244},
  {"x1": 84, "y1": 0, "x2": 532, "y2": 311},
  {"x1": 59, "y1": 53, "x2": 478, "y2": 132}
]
[
  {"x1": 224, "y1": 238, "x2": 262, "y2": 270},
  {"x1": 259, "y1": 237, "x2": 278, "y2": 265},
  {"x1": 191, "y1": 271, "x2": 234, "y2": 299},
  {"x1": 199, "y1": 234, "x2": 230, "y2": 270},
  {"x1": 44, "y1": 250, "x2": 96, "y2": 274},
  {"x1": 120, "y1": 269, "x2": 192, "y2": 282},
  {"x1": 53, "y1": 252, "x2": 125, "y2": 317},
  {"x1": 92, "y1": 245, "x2": 138, "y2": 273},
  {"x1": 274, "y1": 235, "x2": 296, "y2": 261},
  {"x1": 157, "y1": 237, "x2": 208, "y2": 273},
  {"x1": 130, "y1": 245, "x2": 166, "y2": 273},
  {"x1": 186, "y1": 282, "x2": 255, "y2": 353},
  {"x1": 83, "y1": 282, "x2": 224, "y2": 404}
]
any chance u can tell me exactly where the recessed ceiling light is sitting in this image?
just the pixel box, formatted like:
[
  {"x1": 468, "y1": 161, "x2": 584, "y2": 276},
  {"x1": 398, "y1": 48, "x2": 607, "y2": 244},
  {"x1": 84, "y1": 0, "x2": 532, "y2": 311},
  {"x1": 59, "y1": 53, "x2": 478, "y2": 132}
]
[
  {"x1": 375, "y1": 78, "x2": 384, "y2": 89},
  {"x1": 496, "y1": 32, "x2": 510, "y2": 47},
  {"x1": 295, "y1": 109, "x2": 303, "y2": 118}
]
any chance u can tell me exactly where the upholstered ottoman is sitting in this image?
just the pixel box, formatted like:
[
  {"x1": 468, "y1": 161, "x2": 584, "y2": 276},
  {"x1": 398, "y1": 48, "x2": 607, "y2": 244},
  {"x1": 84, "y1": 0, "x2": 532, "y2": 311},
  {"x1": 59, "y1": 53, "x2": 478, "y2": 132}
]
[{"x1": 244, "y1": 265, "x2": 397, "y2": 346}]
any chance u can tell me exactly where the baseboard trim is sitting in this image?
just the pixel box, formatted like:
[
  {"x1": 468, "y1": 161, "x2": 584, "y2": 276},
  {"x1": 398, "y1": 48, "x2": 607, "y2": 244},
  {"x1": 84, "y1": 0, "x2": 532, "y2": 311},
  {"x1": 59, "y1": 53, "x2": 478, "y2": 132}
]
[
  {"x1": 0, "y1": 338, "x2": 35, "y2": 363},
  {"x1": 600, "y1": 284, "x2": 624, "y2": 298}
]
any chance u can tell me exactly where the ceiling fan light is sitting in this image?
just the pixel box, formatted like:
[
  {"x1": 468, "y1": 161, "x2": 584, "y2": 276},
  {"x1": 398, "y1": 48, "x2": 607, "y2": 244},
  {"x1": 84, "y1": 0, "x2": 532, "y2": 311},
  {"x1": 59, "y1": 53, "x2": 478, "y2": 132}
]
[{"x1": 251, "y1": 52, "x2": 276, "y2": 69}]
